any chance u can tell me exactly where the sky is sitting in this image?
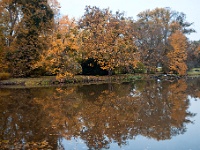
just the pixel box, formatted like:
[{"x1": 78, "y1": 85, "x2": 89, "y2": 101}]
[{"x1": 58, "y1": 0, "x2": 200, "y2": 41}]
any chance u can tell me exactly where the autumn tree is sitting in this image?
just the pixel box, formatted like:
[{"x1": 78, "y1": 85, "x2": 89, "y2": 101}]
[
  {"x1": 0, "y1": 36, "x2": 6, "y2": 72},
  {"x1": 79, "y1": 6, "x2": 139, "y2": 75},
  {"x1": 35, "y1": 15, "x2": 82, "y2": 80},
  {"x1": 0, "y1": 11, "x2": 6, "y2": 72},
  {"x1": 0, "y1": 0, "x2": 54, "y2": 77},
  {"x1": 187, "y1": 40, "x2": 200, "y2": 69},
  {"x1": 0, "y1": 0, "x2": 21, "y2": 72},
  {"x1": 0, "y1": 0, "x2": 23, "y2": 47},
  {"x1": 134, "y1": 7, "x2": 194, "y2": 72},
  {"x1": 167, "y1": 30, "x2": 188, "y2": 75}
]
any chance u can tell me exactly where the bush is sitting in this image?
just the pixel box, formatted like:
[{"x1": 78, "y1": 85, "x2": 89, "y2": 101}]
[
  {"x1": 135, "y1": 62, "x2": 146, "y2": 73},
  {"x1": 0, "y1": 72, "x2": 11, "y2": 80}
]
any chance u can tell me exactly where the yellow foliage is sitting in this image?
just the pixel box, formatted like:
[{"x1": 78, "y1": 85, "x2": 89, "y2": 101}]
[
  {"x1": 35, "y1": 38, "x2": 81, "y2": 80},
  {"x1": 168, "y1": 79, "x2": 188, "y2": 126},
  {"x1": 167, "y1": 31, "x2": 187, "y2": 75},
  {"x1": 79, "y1": 6, "x2": 139, "y2": 73},
  {"x1": 34, "y1": 16, "x2": 82, "y2": 79}
]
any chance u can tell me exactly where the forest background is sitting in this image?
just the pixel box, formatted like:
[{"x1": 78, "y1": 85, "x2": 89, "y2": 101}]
[{"x1": 0, "y1": 0, "x2": 200, "y2": 81}]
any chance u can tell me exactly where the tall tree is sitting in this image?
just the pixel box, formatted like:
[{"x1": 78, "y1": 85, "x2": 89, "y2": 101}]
[
  {"x1": 34, "y1": 15, "x2": 82, "y2": 80},
  {"x1": 187, "y1": 40, "x2": 200, "y2": 69},
  {"x1": 0, "y1": 0, "x2": 22, "y2": 47},
  {"x1": 0, "y1": 7, "x2": 6, "y2": 72},
  {"x1": 0, "y1": 0, "x2": 22, "y2": 72},
  {"x1": 134, "y1": 7, "x2": 194, "y2": 71},
  {"x1": 5, "y1": 0, "x2": 54, "y2": 77},
  {"x1": 79, "y1": 6, "x2": 138, "y2": 75},
  {"x1": 167, "y1": 30, "x2": 187, "y2": 75}
]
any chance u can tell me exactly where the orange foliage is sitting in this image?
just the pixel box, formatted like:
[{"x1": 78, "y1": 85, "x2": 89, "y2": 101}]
[
  {"x1": 167, "y1": 31, "x2": 187, "y2": 75},
  {"x1": 79, "y1": 6, "x2": 139, "y2": 74},
  {"x1": 0, "y1": 80, "x2": 194, "y2": 149},
  {"x1": 35, "y1": 16, "x2": 82, "y2": 80},
  {"x1": 168, "y1": 79, "x2": 188, "y2": 127}
]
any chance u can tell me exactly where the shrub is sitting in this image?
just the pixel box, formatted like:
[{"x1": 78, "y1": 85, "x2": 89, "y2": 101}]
[
  {"x1": 135, "y1": 62, "x2": 146, "y2": 73},
  {"x1": 0, "y1": 72, "x2": 11, "y2": 80}
]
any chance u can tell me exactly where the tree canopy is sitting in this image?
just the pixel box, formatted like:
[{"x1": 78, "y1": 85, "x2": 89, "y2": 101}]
[{"x1": 0, "y1": 2, "x2": 198, "y2": 78}]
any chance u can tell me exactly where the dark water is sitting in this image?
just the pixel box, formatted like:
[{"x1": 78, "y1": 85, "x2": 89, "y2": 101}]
[{"x1": 1, "y1": 78, "x2": 200, "y2": 150}]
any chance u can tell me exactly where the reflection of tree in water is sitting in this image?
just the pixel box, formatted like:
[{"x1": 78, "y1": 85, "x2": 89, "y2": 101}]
[
  {"x1": 76, "y1": 82, "x2": 132, "y2": 100},
  {"x1": 0, "y1": 80, "x2": 196, "y2": 149},
  {"x1": 131, "y1": 79, "x2": 195, "y2": 141},
  {"x1": 186, "y1": 77, "x2": 200, "y2": 99},
  {"x1": 73, "y1": 80, "x2": 194, "y2": 149},
  {"x1": 72, "y1": 90, "x2": 139, "y2": 149},
  {"x1": 0, "y1": 88, "x2": 64, "y2": 149}
]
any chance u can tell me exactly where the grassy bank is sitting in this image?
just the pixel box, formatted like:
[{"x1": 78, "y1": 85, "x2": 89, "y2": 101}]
[
  {"x1": 0, "y1": 74, "x2": 144, "y2": 87},
  {"x1": 1, "y1": 73, "x2": 197, "y2": 88},
  {"x1": 187, "y1": 68, "x2": 200, "y2": 76}
]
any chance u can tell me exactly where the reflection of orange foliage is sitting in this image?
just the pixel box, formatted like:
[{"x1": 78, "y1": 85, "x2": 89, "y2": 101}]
[
  {"x1": 131, "y1": 80, "x2": 192, "y2": 140},
  {"x1": 78, "y1": 90, "x2": 141, "y2": 148},
  {"x1": 0, "y1": 89, "x2": 61, "y2": 149},
  {"x1": 33, "y1": 87, "x2": 82, "y2": 131},
  {"x1": 0, "y1": 81, "x2": 194, "y2": 149},
  {"x1": 33, "y1": 87, "x2": 142, "y2": 148},
  {"x1": 32, "y1": 81, "x2": 192, "y2": 147},
  {"x1": 168, "y1": 79, "x2": 188, "y2": 127}
]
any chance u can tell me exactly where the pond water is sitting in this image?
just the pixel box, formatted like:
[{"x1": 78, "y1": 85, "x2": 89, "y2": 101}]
[{"x1": 1, "y1": 78, "x2": 200, "y2": 150}]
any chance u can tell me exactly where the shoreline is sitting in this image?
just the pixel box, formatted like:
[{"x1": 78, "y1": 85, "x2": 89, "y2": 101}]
[
  {"x1": 0, "y1": 74, "x2": 144, "y2": 88},
  {"x1": 0, "y1": 74, "x2": 199, "y2": 88}
]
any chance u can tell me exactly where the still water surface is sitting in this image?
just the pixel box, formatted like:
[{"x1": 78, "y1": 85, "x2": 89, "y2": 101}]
[{"x1": 0, "y1": 78, "x2": 200, "y2": 150}]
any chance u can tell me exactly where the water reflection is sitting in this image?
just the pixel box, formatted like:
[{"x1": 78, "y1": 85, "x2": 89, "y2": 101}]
[{"x1": 0, "y1": 79, "x2": 199, "y2": 149}]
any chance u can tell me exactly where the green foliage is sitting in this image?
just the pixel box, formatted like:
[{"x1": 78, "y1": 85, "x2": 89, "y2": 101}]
[
  {"x1": 125, "y1": 75, "x2": 142, "y2": 81},
  {"x1": 135, "y1": 62, "x2": 146, "y2": 73},
  {"x1": 149, "y1": 69, "x2": 156, "y2": 74}
]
